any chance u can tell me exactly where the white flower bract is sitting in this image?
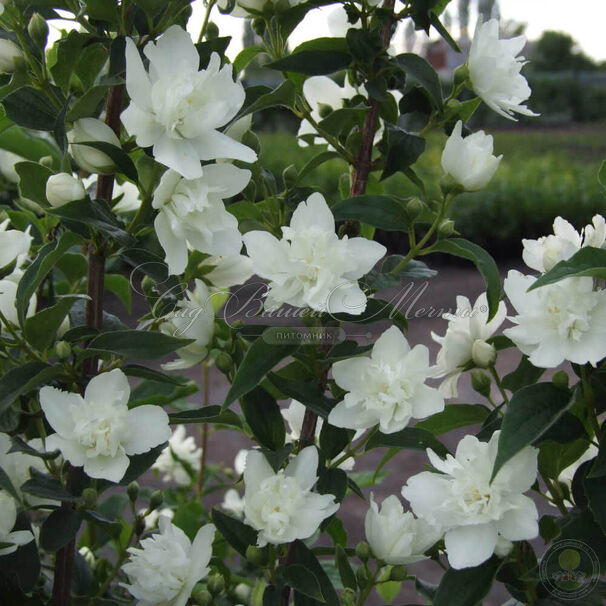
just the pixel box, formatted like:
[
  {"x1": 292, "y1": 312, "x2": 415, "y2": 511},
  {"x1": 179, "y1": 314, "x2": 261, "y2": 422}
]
[
  {"x1": 328, "y1": 326, "x2": 444, "y2": 434},
  {"x1": 0, "y1": 491, "x2": 34, "y2": 556},
  {"x1": 365, "y1": 493, "x2": 441, "y2": 565},
  {"x1": 469, "y1": 19, "x2": 538, "y2": 120},
  {"x1": 441, "y1": 121, "x2": 501, "y2": 191},
  {"x1": 39, "y1": 369, "x2": 171, "y2": 483},
  {"x1": 153, "y1": 425, "x2": 202, "y2": 486},
  {"x1": 0, "y1": 218, "x2": 32, "y2": 269},
  {"x1": 121, "y1": 26, "x2": 256, "y2": 179},
  {"x1": 68, "y1": 118, "x2": 121, "y2": 174},
  {"x1": 244, "y1": 446, "x2": 339, "y2": 546},
  {"x1": 122, "y1": 517, "x2": 215, "y2": 606},
  {"x1": 153, "y1": 164, "x2": 250, "y2": 275},
  {"x1": 242, "y1": 193, "x2": 386, "y2": 314},
  {"x1": 402, "y1": 431, "x2": 539, "y2": 569},
  {"x1": 431, "y1": 292, "x2": 507, "y2": 398},
  {"x1": 503, "y1": 271, "x2": 606, "y2": 368}
]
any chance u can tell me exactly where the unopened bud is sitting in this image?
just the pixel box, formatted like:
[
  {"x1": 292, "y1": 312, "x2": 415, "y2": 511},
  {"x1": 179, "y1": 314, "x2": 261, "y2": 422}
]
[
  {"x1": 552, "y1": 370, "x2": 569, "y2": 390},
  {"x1": 454, "y1": 63, "x2": 470, "y2": 89},
  {"x1": 127, "y1": 481, "x2": 139, "y2": 503},
  {"x1": 445, "y1": 98, "x2": 463, "y2": 115},
  {"x1": 355, "y1": 541, "x2": 370, "y2": 562},
  {"x1": 54, "y1": 340, "x2": 71, "y2": 360},
  {"x1": 406, "y1": 196, "x2": 424, "y2": 220},
  {"x1": 45, "y1": 173, "x2": 86, "y2": 208},
  {"x1": 205, "y1": 22, "x2": 219, "y2": 39},
  {"x1": 356, "y1": 565, "x2": 369, "y2": 588},
  {"x1": 207, "y1": 573, "x2": 225, "y2": 596},
  {"x1": 215, "y1": 351, "x2": 233, "y2": 374},
  {"x1": 28, "y1": 13, "x2": 49, "y2": 49},
  {"x1": 82, "y1": 488, "x2": 97, "y2": 509},
  {"x1": 471, "y1": 339, "x2": 496, "y2": 368},
  {"x1": 39, "y1": 155, "x2": 54, "y2": 168},
  {"x1": 68, "y1": 118, "x2": 120, "y2": 174},
  {"x1": 389, "y1": 565, "x2": 407, "y2": 581},
  {"x1": 233, "y1": 583, "x2": 251, "y2": 602},
  {"x1": 437, "y1": 218, "x2": 455, "y2": 238},
  {"x1": 341, "y1": 588, "x2": 356, "y2": 606},
  {"x1": 149, "y1": 490, "x2": 163, "y2": 511},
  {"x1": 192, "y1": 589, "x2": 212, "y2": 605},
  {"x1": 471, "y1": 370, "x2": 492, "y2": 398},
  {"x1": 246, "y1": 545, "x2": 267, "y2": 566}
]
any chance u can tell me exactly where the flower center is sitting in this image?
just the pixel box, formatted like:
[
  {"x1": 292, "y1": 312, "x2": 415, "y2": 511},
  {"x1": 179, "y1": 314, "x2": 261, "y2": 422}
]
[{"x1": 72, "y1": 402, "x2": 128, "y2": 458}]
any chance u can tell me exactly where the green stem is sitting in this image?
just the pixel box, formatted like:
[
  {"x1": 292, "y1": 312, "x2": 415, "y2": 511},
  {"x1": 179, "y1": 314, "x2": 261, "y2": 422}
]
[
  {"x1": 489, "y1": 366, "x2": 510, "y2": 404},
  {"x1": 580, "y1": 366, "x2": 601, "y2": 438},
  {"x1": 330, "y1": 428, "x2": 377, "y2": 469},
  {"x1": 196, "y1": 363, "x2": 211, "y2": 498},
  {"x1": 197, "y1": 0, "x2": 217, "y2": 43}
]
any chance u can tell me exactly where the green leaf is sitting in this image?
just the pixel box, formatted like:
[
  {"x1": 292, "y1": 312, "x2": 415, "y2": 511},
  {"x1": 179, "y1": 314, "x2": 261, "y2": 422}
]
[
  {"x1": 21, "y1": 469, "x2": 81, "y2": 502},
  {"x1": 266, "y1": 373, "x2": 333, "y2": 418},
  {"x1": 395, "y1": 53, "x2": 443, "y2": 109},
  {"x1": 415, "y1": 404, "x2": 490, "y2": 435},
  {"x1": 501, "y1": 355, "x2": 545, "y2": 392},
  {"x1": 380, "y1": 124, "x2": 426, "y2": 180},
  {"x1": 104, "y1": 273, "x2": 132, "y2": 313},
  {"x1": 430, "y1": 11, "x2": 461, "y2": 52},
  {"x1": 296, "y1": 151, "x2": 341, "y2": 184},
  {"x1": 169, "y1": 405, "x2": 242, "y2": 429},
  {"x1": 233, "y1": 45, "x2": 265, "y2": 74},
  {"x1": 211, "y1": 508, "x2": 258, "y2": 558},
  {"x1": 491, "y1": 383, "x2": 574, "y2": 482},
  {"x1": 238, "y1": 79, "x2": 296, "y2": 118},
  {"x1": 0, "y1": 362, "x2": 61, "y2": 416},
  {"x1": 128, "y1": 378, "x2": 198, "y2": 407},
  {"x1": 281, "y1": 564, "x2": 325, "y2": 601},
  {"x1": 0, "y1": 124, "x2": 61, "y2": 163},
  {"x1": 72, "y1": 140, "x2": 138, "y2": 181},
  {"x1": 267, "y1": 38, "x2": 352, "y2": 75},
  {"x1": 433, "y1": 556, "x2": 501, "y2": 606},
  {"x1": 195, "y1": 36, "x2": 231, "y2": 68},
  {"x1": 528, "y1": 247, "x2": 606, "y2": 290},
  {"x1": 15, "y1": 161, "x2": 53, "y2": 206},
  {"x1": 539, "y1": 439, "x2": 589, "y2": 480},
  {"x1": 332, "y1": 195, "x2": 411, "y2": 231},
  {"x1": 8, "y1": 436, "x2": 60, "y2": 461},
  {"x1": 598, "y1": 159, "x2": 606, "y2": 189},
  {"x1": 335, "y1": 545, "x2": 356, "y2": 591},
  {"x1": 317, "y1": 107, "x2": 366, "y2": 138},
  {"x1": 24, "y1": 294, "x2": 85, "y2": 351},
  {"x1": 458, "y1": 97, "x2": 482, "y2": 123},
  {"x1": 289, "y1": 540, "x2": 339, "y2": 606},
  {"x1": 0, "y1": 467, "x2": 20, "y2": 502},
  {"x1": 366, "y1": 427, "x2": 449, "y2": 457},
  {"x1": 583, "y1": 472, "x2": 606, "y2": 534},
  {"x1": 40, "y1": 509, "x2": 83, "y2": 552},
  {"x1": 328, "y1": 298, "x2": 408, "y2": 332},
  {"x1": 67, "y1": 84, "x2": 113, "y2": 121},
  {"x1": 48, "y1": 198, "x2": 133, "y2": 245},
  {"x1": 224, "y1": 332, "x2": 299, "y2": 407},
  {"x1": 16, "y1": 231, "x2": 82, "y2": 325},
  {"x1": 122, "y1": 365, "x2": 191, "y2": 386},
  {"x1": 317, "y1": 467, "x2": 347, "y2": 503},
  {"x1": 87, "y1": 329, "x2": 192, "y2": 360},
  {"x1": 2, "y1": 86, "x2": 60, "y2": 130},
  {"x1": 50, "y1": 30, "x2": 89, "y2": 91},
  {"x1": 430, "y1": 238, "x2": 501, "y2": 320},
  {"x1": 119, "y1": 443, "x2": 166, "y2": 485},
  {"x1": 84, "y1": 0, "x2": 120, "y2": 22},
  {"x1": 241, "y1": 387, "x2": 285, "y2": 451}
]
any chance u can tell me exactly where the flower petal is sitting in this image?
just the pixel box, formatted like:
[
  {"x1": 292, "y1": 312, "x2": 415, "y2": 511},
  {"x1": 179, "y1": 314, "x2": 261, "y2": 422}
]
[
  {"x1": 444, "y1": 523, "x2": 498, "y2": 569},
  {"x1": 123, "y1": 405, "x2": 171, "y2": 455}
]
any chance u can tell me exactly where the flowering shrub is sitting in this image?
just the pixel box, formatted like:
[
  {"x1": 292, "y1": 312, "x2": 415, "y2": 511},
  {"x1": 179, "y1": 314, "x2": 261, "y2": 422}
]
[{"x1": 0, "y1": 1, "x2": 604, "y2": 605}]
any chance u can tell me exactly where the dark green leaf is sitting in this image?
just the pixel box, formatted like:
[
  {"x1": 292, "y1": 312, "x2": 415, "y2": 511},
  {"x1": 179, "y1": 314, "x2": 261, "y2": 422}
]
[
  {"x1": 492, "y1": 383, "x2": 573, "y2": 482},
  {"x1": 502, "y1": 355, "x2": 545, "y2": 392},
  {"x1": 67, "y1": 84, "x2": 113, "y2": 121},
  {"x1": 0, "y1": 124, "x2": 61, "y2": 163},
  {"x1": 0, "y1": 467, "x2": 20, "y2": 501},
  {"x1": 50, "y1": 30, "x2": 89, "y2": 91},
  {"x1": 583, "y1": 472, "x2": 606, "y2": 533},
  {"x1": 233, "y1": 45, "x2": 265, "y2": 74},
  {"x1": 85, "y1": 0, "x2": 119, "y2": 22},
  {"x1": 0, "y1": 362, "x2": 61, "y2": 416},
  {"x1": 267, "y1": 373, "x2": 333, "y2": 418},
  {"x1": 87, "y1": 329, "x2": 192, "y2": 360},
  {"x1": 366, "y1": 427, "x2": 449, "y2": 457},
  {"x1": 211, "y1": 508, "x2": 258, "y2": 557},
  {"x1": 119, "y1": 442, "x2": 166, "y2": 485},
  {"x1": 128, "y1": 378, "x2": 198, "y2": 407},
  {"x1": 72, "y1": 140, "x2": 138, "y2": 181},
  {"x1": 195, "y1": 36, "x2": 231, "y2": 68},
  {"x1": 16, "y1": 231, "x2": 82, "y2": 325},
  {"x1": 21, "y1": 469, "x2": 81, "y2": 502},
  {"x1": 40, "y1": 509, "x2": 83, "y2": 552},
  {"x1": 8, "y1": 436, "x2": 60, "y2": 461},
  {"x1": 395, "y1": 53, "x2": 443, "y2": 109},
  {"x1": 3, "y1": 86, "x2": 60, "y2": 130},
  {"x1": 169, "y1": 405, "x2": 242, "y2": 429},
  {"x1": 332, "y1": 195, "x2": 411, "y2": 231},
  {"x1": 289, "y1": 540, "x2": 339, "y2": 606},
  {"x1": 104, "y1": 273, "x2": 132, "y2": 313},
  {"x1": 335, "y1": 544, "x2": 356, "y2": 591},
  {"x1": 281, "y1": 564, "x2": 325, "y2": 601},
  {"x1": 268, "y1": 38, "x2": 352, "y2": 75},
  {"x1": 123, "y1": 364, "x2": 190, "y2": 386},
  {"x1": 433, "y1": 556, "x2": 501, "y2": 606},
  {"x1": 529, "y1": 247, "x2": 606, "y2": 290},
  {"x1": 430, "y1": 238, "x2": 501, "y2": 320},
  {"x1": 241, "y1": 387, "x2": 285, "y2": 450},
  {"x1": 15, "y1": 161, "x2": 53, "y2": 206},
  {"x1": 238, "y1": 79, "x2": 296, "y2": 118},
  {"x1": 319, "y1": 423, "x2": 349, "y2": 460},
  {"x1": 317, "y1": 467, "x2": 347, "y2": 503},
  {"x1": 380, "y1": 125, "x2": 426, "y2": 180},
  {"x1": 317, "y1": 108, "x2": 366, "y2": 138},
  {"x1": 296, "y1": 151, "x2": 341, "y2": 184},
  {"x1": 224, "y1": 332, "x2": 299, "y2": 407},
  {"x1": 328, "y1": 298, "x2": 408, "y2": 331},
  {"x1": 24, "y1": 294, "x2": 85, "y2": 351},
  {"x1": 415, "y1": 404, "x2": 490, "y2": 435}
]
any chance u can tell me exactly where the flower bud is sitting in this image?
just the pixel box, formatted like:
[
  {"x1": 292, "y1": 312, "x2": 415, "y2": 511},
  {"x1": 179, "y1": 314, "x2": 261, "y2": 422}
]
[
  {"x1": 215, "y1": 351, "x2": 233, "y2": 374},
  {"x1": 406, "y1": 197, "x2": 424, "y2": 220},
  {"x1": 54, "y1": 340, "x2": 71, "y2": 360},
  {"x1": 39, "y1": 155, "x2": 54, "y2": 168},
  {"x1": 0, "y1": 39, "x2": 24, "y2": 73},
  {"x1": 438, "y1": 219, "x2": 455, "y2": 238},
  {"x1": 207, "y1": 573, "x2": 225, "y2": 596},
  {"x1": 251, "y1": 18, "x2": 265, "y2": 36},
  {"x1": 471, "y1": 339, "x2": 496, "y2": 368},
  {"x1": 445, "y1": 99, "x2": 463, "y2": 116},
  {"x1": 45, "y1": 173, "x2": 86, "y2": 208},
  {"x1": 552, "y1": 370, "x2": 569, "y2": 390},
  {"x1": 245, "y1": 545, "x2": 268, "y2": 566},
  {"x1": 471, "y1": 370, "x2": 492, "y2": 398},
  {"x1": 192, "y1": 589, "x2": 212, "y2": 606},
  {"x1": 233, "y1": 583, "x2": 251, "y2": 602},
  {"x1": 205, "y1": 22, "x2": 220, "y2": 39},
  {"x1": 389, "y1": 565, "x2": 407, "y2": 581},
  {"x1": 149, "y1": 490, "x2": 164, "y2": 511},
  {"x1": 28, "y1": 13, "x2": 49, "y2": 49},
  {"x1": 355, "y1": 541, "x2": 370, "y2": 562},
  {"x1": 68, "y1": 118, "x2": 120, "y2": 174},
  {"x1": 127, "y1": 481, "x2": 140, "y2": 503},
  {"x1": 341, "y1": 588, "x2": 356, "y2": 606},
  {"x1": 82, "y1": 488, "x2": 97, "y2": 509},
  {"x1": 453, "y1": 63, "x2": 470, "y2": 89},
  {"x1": 356, "y1": 565, "x2": 369, "y2": 589}
]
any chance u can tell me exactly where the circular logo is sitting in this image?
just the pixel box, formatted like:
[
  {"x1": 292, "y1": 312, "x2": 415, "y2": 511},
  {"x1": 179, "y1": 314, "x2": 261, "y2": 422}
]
[{"x1": 539, "y1": 539, "x2": 600, "y2": 600}]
